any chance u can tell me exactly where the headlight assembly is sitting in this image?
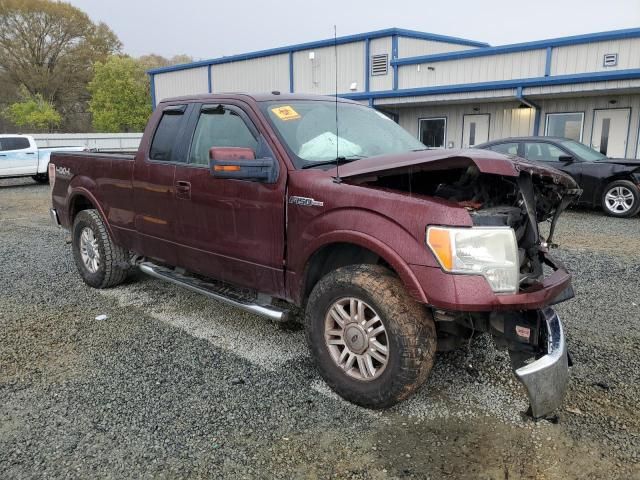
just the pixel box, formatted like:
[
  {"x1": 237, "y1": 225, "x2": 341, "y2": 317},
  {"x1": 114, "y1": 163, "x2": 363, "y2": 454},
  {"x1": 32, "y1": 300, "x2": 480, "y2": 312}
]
[{"x1": 426, "y1": 226, "x2": 519, "y2": 293}]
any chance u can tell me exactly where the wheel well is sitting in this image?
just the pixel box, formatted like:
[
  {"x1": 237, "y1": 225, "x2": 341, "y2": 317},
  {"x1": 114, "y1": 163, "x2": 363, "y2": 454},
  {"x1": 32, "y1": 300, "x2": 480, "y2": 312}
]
[
  {"x1": 69, "y1": 195, "x2": 95, "y2": 223},
  {"x1": 598, "y1": 175, "x2": 640, "y2": 200},
  {"x1": 302, "y1": 243, "x2": 392, "y2": 303}
]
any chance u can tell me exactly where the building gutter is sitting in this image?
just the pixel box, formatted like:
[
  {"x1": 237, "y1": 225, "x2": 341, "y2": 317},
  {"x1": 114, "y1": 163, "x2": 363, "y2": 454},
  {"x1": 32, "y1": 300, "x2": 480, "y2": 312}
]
[{"x1": 516, "y1": 86, "x2": 541, "y2": 136}]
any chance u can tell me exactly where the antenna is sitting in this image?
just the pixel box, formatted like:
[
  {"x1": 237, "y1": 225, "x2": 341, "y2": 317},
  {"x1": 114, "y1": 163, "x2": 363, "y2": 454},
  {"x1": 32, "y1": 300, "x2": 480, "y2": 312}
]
[{"x1": 333, "y1": 25, "x2": 341, "y2": 184}]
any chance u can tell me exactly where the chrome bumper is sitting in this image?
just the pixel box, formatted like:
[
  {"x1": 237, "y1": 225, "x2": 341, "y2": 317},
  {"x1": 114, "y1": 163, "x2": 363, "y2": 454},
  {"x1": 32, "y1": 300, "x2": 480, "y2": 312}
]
[
  {"x1": 49, "y1": 208, "x2": 61, "y2": 227},
  {"x1": 514, "y1": 307, "x2": 568, "y2": 418}
]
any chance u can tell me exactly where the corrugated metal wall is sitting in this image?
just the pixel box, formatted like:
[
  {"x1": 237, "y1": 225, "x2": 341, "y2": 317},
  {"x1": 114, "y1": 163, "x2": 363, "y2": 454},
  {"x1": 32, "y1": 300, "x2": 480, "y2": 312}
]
[
  {"x1": 391, "y1": 93, "x2": 640, "y2": 158},
  {"x1": 212, "y1": 54, "x2": 289, "y2": 93},
  {"x1": 369, "y1": 37, "x2": 393, "y2": 92},
  {"x1": 292, "y1": 42, "x2": 365, "y2": 95},
  {"x1": 398, "y1": 38, "x2": 475, "y2": 57},
  {"x1": 536, "y1": 94, "x2": 640, "y2": 157},
  {"x1": 551, "y1": 38, "x2": 640, "y2": 75},
  {"x1": 396, "y1": 101, "x2": 534, "y2": 148},
  {"x1": 32, "y1": 133, "x2": 142, "y2": 150},
  {"x1": 154, "y1": 67, "x2": 209, "y2": 104},
  {"x1": 398, "y1": 50, "x2": 547, "y2": 89}
]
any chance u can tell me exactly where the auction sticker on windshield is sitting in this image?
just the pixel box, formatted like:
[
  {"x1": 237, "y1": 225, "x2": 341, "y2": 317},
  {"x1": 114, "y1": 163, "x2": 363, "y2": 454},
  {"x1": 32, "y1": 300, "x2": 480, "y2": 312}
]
[{"x1": 271, "y1": 105, "x2": 301, "y2": 121}]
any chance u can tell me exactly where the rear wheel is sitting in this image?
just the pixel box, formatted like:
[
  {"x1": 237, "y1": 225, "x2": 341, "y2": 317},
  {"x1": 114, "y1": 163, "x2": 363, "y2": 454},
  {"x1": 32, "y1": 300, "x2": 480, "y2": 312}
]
[
  {"x1": 601, "y1": 180, "x2": 640, "y2": 217},
  {"x1": 72, "y1": 209, "x2": 130, "y2": 288},
  {"x1": 305, "y1": 264, "x2": 437, "y2": 409}
]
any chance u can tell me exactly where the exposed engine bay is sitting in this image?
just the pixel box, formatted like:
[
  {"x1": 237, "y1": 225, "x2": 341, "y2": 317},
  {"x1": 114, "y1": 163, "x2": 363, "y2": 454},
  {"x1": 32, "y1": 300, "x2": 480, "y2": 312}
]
[{"x1": 351, "y1": 163, "x2": 581, "y2": 289}]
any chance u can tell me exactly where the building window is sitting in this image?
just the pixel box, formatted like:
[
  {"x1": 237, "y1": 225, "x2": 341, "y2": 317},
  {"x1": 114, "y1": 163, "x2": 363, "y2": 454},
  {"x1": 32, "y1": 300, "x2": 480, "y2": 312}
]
[
  {"x1": 419, "y1": 117, "x2": 446, "y2": 148},
  {"x1": 544, "y1": 112, "x2": 584, "y2": 141}
]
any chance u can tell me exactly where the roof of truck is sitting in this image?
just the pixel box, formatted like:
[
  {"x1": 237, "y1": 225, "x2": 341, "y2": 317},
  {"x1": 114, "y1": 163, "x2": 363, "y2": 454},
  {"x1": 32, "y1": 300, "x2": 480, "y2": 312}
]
[{"x1": 158, "y1": 92, "x2": 361, "y2": 105}]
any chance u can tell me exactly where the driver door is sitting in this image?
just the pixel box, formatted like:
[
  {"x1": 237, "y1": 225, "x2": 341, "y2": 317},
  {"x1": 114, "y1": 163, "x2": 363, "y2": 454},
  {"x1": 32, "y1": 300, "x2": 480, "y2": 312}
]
[{"x1": 173, "y1": 102, "x2": 287, "y2": 297}]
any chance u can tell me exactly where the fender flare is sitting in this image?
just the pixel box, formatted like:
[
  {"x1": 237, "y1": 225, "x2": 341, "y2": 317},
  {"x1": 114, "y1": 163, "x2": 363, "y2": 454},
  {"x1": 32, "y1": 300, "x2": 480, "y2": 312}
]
[
  {"x1": 67, "y1": 186, "x2": 115, "y2": 239},
  {"x1": 297, "y1": 229, "x2": 429, "y2": 304}
]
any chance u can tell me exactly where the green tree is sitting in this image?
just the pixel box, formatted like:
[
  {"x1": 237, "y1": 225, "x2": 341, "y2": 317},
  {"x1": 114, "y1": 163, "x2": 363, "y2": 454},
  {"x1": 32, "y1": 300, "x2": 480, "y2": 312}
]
[
  {"x1": 0, "y1": 0, "x2": 121, "y2": 130},
  {"x1": 3, "y1": 87, "x2": 61, "y2": 130},
  {"x1": 88, "y1": 56, "x2": 151, "y2": 132}
]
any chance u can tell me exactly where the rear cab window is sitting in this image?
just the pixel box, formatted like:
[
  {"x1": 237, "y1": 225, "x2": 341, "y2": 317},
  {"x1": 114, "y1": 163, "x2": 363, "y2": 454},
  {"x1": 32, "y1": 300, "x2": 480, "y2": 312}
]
[
  {"x1": 149, "y1": 105, "x2": 187, "y2": 162},
  {"x1": 0, "y1": 137, "x2": 31, "y2": 152}
]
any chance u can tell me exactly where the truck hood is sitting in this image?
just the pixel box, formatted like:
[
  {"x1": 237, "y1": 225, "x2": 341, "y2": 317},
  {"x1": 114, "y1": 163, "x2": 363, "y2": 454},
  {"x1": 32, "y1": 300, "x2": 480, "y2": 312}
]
[{"x1": 331, "y1": 148, "x2": 577, "y2": 189}]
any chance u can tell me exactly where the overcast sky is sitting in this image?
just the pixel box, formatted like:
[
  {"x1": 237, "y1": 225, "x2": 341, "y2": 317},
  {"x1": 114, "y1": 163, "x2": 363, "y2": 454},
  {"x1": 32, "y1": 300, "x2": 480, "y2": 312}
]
[{"x1": 68, "y1": 0, "x2": 640, "y2": 59}]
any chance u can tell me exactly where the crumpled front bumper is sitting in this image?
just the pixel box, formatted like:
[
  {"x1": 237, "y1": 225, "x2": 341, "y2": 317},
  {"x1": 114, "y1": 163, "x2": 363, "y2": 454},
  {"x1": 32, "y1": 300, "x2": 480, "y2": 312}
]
[{"x1": 514, "y1": 307, "x2": 568, "y2": 418}]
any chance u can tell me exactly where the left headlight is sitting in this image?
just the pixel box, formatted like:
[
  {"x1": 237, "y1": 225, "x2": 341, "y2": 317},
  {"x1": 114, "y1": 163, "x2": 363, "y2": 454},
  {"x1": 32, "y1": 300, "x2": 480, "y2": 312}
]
[{"x1": 426, "y1": 226, "x2": 519, "y2": 293}]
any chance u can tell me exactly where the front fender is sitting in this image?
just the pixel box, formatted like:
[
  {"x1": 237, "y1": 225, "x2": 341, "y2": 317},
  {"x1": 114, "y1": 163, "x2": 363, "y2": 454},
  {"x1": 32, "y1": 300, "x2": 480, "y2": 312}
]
[{"x1": 290, "y1": 207, "x2": 434, "y2": 305}]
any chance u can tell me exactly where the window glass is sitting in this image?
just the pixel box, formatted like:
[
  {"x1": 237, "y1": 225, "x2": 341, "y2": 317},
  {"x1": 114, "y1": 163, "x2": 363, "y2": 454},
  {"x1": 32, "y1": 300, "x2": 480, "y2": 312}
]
[
  {"x1": 524, "y1": 142, "x2": 566, "y2": 162},
  {"x1": 0, "y1": 137, "x2": 30, "y2": 151},
  {"x1": 489, "y1": 142, "x2": 519, "y2": 156},
  {"x1": 149, "y1": 108, "x2": 185, "y2": 161},
  {"x1": 558, "y1": 139, "x2": 606, "y2": 161},
  {"x1": 260, "y1": 101, "x2": 425, "y2": 168},
  {"x1": 545, "y1": 113, "x2": 583, "y2": 141},
  {"x1": 190, "y1": 106, "x2": 258, "y2": 166},
  {"x1": 419, "y1": 118, "x2": 446, "y2": 148}
]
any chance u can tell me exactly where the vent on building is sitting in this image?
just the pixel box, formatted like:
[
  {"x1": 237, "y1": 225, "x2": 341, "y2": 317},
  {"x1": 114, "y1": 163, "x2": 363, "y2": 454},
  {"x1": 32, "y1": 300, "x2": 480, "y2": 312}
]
[
  {"x1": 603, "y1": 53, "x2": 618, "y2": 67},
  {"x1": 371, "y1": 54, "x2": 389, "y2": 76}
]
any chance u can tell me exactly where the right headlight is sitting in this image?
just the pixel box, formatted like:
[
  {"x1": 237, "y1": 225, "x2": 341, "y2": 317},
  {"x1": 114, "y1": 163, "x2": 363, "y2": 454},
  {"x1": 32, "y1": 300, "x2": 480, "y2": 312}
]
[{"x1": 426, "y1": 226, "x2": 519, "y2": 293}]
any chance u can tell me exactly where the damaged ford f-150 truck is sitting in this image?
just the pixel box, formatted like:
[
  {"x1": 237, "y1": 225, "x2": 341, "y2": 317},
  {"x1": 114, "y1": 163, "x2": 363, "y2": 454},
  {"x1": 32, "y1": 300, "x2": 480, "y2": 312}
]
[{"x1": 50, "y1": 93, "x2": 580, "y2": 418}]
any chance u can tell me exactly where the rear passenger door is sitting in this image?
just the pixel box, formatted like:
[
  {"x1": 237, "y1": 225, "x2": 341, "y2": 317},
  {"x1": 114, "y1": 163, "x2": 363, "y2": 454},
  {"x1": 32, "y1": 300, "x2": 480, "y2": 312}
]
[
  {"x1": 132, "y1": 104, "x2": 192, "y2": 265},
  {"x1": 173, "y1": 102, "x2": 286, "y2": 296},
  {"x1": 0, "y1": 136, "x2": 37, "y2": 176}
]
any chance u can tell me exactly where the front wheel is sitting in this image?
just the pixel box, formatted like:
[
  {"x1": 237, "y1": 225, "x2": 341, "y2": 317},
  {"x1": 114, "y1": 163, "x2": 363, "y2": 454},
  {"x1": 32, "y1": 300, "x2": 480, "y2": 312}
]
[
  {"x1": 305, "y1": 264, "x2": 437, "y2": 409},
  {"x1": 72, "y1": 209, "x2": 130, "y2": 288},
  {"x1": 601, "y1": 180, "x2": 640, "y2": 217}
]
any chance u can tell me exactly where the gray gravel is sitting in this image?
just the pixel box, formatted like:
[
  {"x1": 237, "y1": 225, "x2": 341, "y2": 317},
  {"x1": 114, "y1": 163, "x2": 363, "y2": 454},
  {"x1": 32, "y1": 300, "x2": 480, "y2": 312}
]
[{"x1": 1, "y1": 177, "x2": 639, "y2": 479}]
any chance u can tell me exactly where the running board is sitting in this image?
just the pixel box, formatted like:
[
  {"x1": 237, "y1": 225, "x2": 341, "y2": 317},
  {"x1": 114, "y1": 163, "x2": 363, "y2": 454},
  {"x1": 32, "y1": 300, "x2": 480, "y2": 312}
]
[{"x1": 139, "y1": 262, "x2": 289, "y2": 322}]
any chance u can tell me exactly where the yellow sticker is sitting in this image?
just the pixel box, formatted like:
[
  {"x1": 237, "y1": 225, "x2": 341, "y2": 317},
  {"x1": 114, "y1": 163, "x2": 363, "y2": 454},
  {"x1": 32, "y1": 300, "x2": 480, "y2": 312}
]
[{"x1": 271, "y1": 105, "x2": 301, "y2": 121}]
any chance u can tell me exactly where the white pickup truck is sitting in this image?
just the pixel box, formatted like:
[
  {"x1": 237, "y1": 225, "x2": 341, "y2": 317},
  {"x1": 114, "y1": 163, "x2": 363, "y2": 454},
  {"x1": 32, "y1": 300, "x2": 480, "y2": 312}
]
[{"x1": 0, "y1": 134, "x2": 85, "y2": 183}]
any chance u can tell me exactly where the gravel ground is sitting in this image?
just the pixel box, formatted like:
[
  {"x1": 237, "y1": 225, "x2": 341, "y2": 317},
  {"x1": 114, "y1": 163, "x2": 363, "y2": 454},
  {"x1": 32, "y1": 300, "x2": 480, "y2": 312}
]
[{"x1": 1, "y1": 177, "x2": 639, "y2": 479}]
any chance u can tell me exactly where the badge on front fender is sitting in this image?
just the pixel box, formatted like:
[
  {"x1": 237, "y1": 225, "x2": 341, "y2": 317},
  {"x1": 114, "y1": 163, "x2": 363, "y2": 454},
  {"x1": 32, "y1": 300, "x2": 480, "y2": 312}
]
[{"x1": 288, "y1": 196, "x2": 324, "y2": 207}]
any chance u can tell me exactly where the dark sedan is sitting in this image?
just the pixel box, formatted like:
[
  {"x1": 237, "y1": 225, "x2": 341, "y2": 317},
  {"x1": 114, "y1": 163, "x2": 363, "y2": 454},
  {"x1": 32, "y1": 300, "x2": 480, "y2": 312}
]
[{"x1": 476, "y1": 137, "x2": 640, "y2": 217}]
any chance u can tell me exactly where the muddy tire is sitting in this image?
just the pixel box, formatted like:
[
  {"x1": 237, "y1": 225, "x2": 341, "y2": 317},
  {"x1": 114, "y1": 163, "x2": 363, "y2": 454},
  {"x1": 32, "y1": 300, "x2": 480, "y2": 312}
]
[
  {"x1": 72, "y1": 209, "x2": 129, "y2": 288},
  {"x1": 601, "y1": 180, "x2": 640, "y2": 217},
  {"x1": 305, "y1": 264, "x2": 437, "y2": 409}
]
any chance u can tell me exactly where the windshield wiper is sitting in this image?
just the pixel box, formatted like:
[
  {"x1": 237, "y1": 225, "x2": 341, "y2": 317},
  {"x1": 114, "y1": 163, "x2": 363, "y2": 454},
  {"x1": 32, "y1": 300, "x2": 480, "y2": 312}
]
[{"x1": 302, "y1": 156, "x2": 365, "y2": 169}]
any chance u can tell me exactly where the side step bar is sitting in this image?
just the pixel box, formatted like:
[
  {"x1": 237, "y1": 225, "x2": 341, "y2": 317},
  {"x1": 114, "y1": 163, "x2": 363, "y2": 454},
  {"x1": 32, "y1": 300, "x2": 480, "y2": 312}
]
[{"x1": 139, "y1": 262, "x2": 289, "y2": 323}]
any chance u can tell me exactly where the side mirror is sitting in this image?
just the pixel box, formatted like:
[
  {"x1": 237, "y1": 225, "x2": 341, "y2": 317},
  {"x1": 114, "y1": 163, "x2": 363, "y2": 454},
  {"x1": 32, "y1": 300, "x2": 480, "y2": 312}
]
[
  {"x1": 558, "y1": 155, "x2": 574, "y2": 163},
  {"x1": 209, "y1": 147, "x2": 278, "y2": 183}
]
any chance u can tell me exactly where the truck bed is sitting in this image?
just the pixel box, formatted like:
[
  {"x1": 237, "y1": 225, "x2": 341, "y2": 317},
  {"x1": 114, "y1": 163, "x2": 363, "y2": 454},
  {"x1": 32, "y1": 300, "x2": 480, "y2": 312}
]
[{"x1": 50, "y1": 151, "x2": 136, "y2": 232}]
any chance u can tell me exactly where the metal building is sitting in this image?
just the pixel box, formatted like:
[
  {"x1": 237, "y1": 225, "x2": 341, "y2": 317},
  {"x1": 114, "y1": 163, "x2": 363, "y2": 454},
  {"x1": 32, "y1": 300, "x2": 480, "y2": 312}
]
[{"x1": 148, "y1": 27, "x2": 640, "y2": 159}]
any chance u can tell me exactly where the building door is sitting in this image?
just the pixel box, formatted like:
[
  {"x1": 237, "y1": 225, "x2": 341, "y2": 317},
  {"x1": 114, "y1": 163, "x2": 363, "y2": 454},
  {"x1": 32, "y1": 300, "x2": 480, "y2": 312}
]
[
  {"x1": 591, "y1": 108, "x2": 630, "y2": 158},
  {"x1": 419, "y1": 117, "x2": 446, "y2": 148},
  {"x1": 462, "y1": 114, "x2": 490, "y2": 148}
]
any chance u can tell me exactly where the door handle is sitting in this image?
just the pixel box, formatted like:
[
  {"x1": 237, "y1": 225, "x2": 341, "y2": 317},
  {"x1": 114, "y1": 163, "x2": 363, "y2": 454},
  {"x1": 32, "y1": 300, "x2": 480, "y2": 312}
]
[
  {"x1": 26, "y1": 152, "x2": 35, "y2": 155},
  {"x1": 175, "y1": 180, "x2": 191, "y2": 199}
]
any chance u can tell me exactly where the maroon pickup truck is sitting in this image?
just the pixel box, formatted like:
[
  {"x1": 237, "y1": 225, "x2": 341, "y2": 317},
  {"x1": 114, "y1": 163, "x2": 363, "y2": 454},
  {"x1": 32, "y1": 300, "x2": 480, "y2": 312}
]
[{"x1": 50, "y1": 93, "x2": 580, "y2": 418}]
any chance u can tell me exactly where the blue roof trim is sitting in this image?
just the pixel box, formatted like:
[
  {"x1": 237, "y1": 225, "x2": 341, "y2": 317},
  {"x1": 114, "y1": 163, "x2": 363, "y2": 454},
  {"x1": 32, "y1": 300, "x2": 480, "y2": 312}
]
[
  {"x1": 147, "y1": 28, "x2": 488, "y2": 75},
  {"x1": 341, "y1": 68, "x2": 640, "y2": 100},
  {"x1": 391, "y1": 27, "x2": 640, "y2": 66}
]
